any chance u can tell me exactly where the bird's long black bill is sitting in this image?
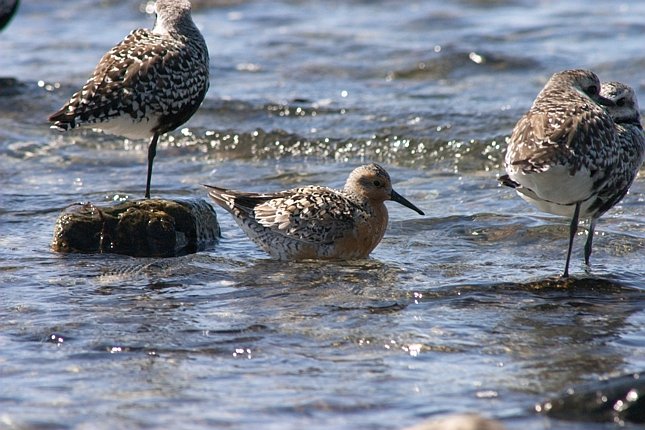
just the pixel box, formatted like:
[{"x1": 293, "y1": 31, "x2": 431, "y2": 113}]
[
  {"x1": 594, "y1": 94, "x2": 615, "y2": 107},
  {"x1": 390, "y1": 190, "x2": 425, "y2": 215}
]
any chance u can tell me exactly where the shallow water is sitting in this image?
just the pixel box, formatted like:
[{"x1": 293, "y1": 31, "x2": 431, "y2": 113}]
[{"x1": 1, "y1": 1, "x2": 644, "y2": 429}]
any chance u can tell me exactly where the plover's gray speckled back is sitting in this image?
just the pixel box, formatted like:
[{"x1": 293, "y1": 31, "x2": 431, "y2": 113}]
[
  {"x1": 49, "y1": 0, "x2": 209, "y2": 198},
  {"x1": 499, "y1": 69, "x2": 644, "y2": 277},
  {"x1": 205, "y1": 163, "x2": 425, "y2": 260}
]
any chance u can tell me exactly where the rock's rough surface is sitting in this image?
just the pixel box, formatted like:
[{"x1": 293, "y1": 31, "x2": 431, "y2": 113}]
[
  {"x1": 52, "y1": 199, "x2": 220, "y2": 257},
  {"x1": 538, "y1": 371, "x2": 645, "y2": 424}
]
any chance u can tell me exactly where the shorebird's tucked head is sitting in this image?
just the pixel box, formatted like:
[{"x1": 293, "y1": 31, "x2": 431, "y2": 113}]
[
  {"x1": 600, "y1": 81, "x2": 642, "y2": 126},
  {"x1": 545, "y1": 69, "x2": 614, "y2": 108},
  {"x1": 345, "y1": 163, "x2": 424, "y2": 215},
  {"x1": 153, "y1": 0, "x2": 194, "y2": 35}
]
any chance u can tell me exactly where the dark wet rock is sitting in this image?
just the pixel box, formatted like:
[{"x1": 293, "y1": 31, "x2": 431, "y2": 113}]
[
  {"x1": 508, "y1": 276, "x2": 627, "y2": 292},
  {"x1": 0, "y1": 77, "x2": 26, "y2": 97},
  {"x1": 0, "y1": 0, "x2": 19, "y2": 31},
  {"x1": 52, "y1": 199, "x2": 220, "y2": 257},
  {"x1": 537, "y1": 372, "x2": 645, "y2": 424}
]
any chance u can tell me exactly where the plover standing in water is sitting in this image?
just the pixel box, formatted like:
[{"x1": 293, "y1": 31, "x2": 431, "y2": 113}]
[
  {"x1": 500, "y1": 69, "x2": 644, "y2": 277},
  {"x1": 206, "y1": 163, "x2": 425, "y2": 260},
  {"x1": 49, "y1": 0, "x2": 209, "y2": 198}
]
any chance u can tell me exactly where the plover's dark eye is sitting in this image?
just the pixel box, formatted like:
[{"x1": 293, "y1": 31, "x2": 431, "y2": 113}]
[
  {"x1": 616, "y1": 98, "x2": 626, "y2": 107},
  {"x1": 373, "y1": 180, "x2": 382, "y2": 187},
  {"x1": 586, "y1": 85, "x2": 598, "y2": 95}
]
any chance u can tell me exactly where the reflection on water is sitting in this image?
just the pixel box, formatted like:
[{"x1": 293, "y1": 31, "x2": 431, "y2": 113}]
[{"x1": 1, "y1": 0, "x2": 644, "y2": 429}]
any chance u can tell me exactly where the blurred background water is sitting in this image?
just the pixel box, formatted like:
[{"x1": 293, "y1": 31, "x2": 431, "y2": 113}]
[{"x1": 1, "y1": 0, "x2": 644, "y2": 429}]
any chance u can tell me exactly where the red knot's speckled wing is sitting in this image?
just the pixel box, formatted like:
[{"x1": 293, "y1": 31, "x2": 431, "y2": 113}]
[
  {"x1": 49, "y1": 28, "x2": 209, "y2": 138},
  {"x1": 209, "y1": 185, "x2": 360, "y2": 245},
  {"x1": 252, "y1": 186, "x2": 360, "y2": 244}
]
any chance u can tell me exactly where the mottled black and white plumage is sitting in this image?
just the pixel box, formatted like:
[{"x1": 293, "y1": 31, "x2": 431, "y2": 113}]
[
  {"x1": 206, "y1": 164, "x2": 425, "y2": 260},
  {"x1": 598, "y1": 82, "x2": 645, "y2": 200},
  {"x1": 49, "y1": 0, "x2": 209, "y2": 198},
  {"x1": 0, "y1": 0, "x2": 19, "y2": 31},
  {"x1": 500, "y1": 69, "x2": 645, "y2": 277}
]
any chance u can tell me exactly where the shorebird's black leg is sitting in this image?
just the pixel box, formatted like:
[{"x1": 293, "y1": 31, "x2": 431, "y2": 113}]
[
  {"x1": 584, "y1": 219, "x2": 596, "y2": 267},
  {"x1": 145, "y1": 132, "x2": 160, "y2": 199},
  {"x1": 563, "y1": 202, "x2": 581, "y2": 278}
]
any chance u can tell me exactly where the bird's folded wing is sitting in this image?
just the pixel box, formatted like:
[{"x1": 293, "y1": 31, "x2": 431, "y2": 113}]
[{"x1": 252, "y1": 187, "x2": 359, "y2": 244}]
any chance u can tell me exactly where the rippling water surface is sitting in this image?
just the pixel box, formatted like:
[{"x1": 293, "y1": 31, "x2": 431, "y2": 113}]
[{"x1": 1, "y1": 1, "x2": 644, "y2": 429}]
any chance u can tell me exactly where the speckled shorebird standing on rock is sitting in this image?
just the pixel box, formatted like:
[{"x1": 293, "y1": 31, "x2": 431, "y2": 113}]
[
  {"x1": 48, "y1": 0, "x2": 209, "y2": 199},
  {"x1": 206, "y1": 163, "x2": 425, "y2": 260},
  {"x1": 499, "y1": 69, "x2": 645, "y2": 277}
]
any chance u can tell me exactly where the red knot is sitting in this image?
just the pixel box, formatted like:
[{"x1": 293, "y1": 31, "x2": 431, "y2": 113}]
[
  {"x1": 500, "y1": 69, "x2": 644, "y2": 277},
  {"x1": 48, "y1": 0, "x2": 209, "y2": 198},
  {"x1": 205, "y1": 163, "x2": 425, "y2": 260}
]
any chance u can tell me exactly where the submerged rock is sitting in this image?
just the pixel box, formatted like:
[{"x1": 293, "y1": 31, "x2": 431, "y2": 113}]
[
  {"x1": 0, "y1": 0, "x2": 19, "y2": 32},
  {"x1": 52, "y1": 199, "x2": 220, "y2": 257},
  {"x1": 537, "y1": 371, "x2": 645, "y2": 424},
  {"x1": 402, "y1": 414, "x2": 506, "y2": 430}
]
